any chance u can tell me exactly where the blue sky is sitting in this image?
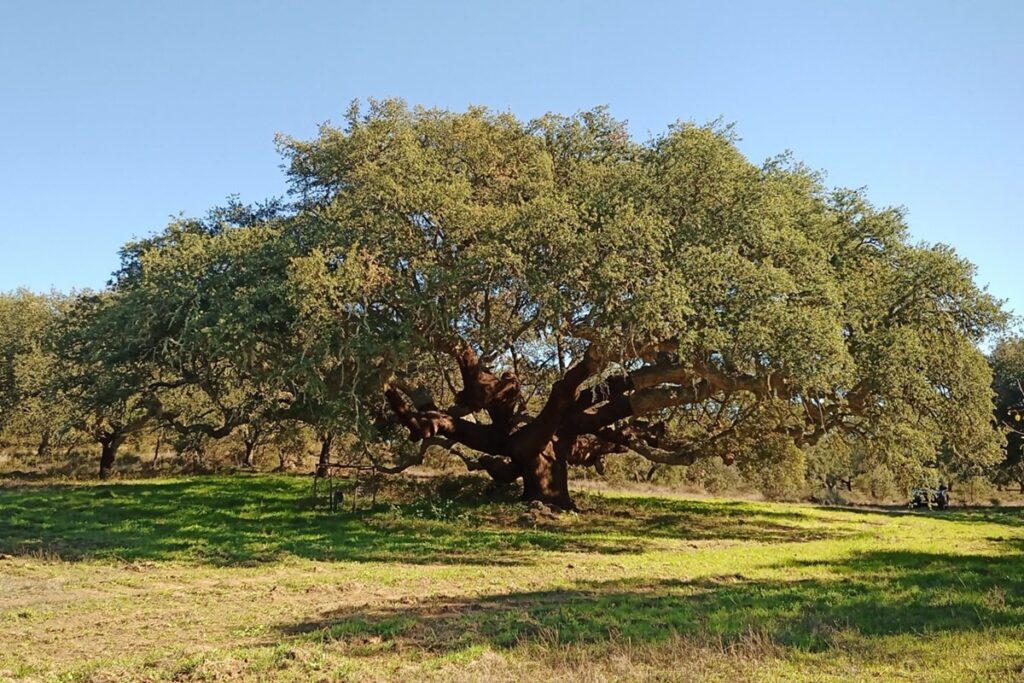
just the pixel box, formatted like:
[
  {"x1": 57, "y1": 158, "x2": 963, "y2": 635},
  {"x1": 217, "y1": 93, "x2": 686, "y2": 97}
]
[{"x1": 1, "y1": 1, "x2": 1021, "y2": 317}]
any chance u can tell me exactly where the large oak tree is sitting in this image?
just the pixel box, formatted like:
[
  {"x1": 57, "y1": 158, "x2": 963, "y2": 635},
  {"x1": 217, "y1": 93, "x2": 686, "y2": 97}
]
[{"x1": 110, "y1": 101, "x2": 1005, "y2": 507}]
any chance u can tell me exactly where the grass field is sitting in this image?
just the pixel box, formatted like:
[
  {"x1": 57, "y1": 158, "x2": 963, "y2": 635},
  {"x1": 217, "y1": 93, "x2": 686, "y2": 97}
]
[{"x1": 1, "y1": 474, "x2": 1022, "y2": 682}]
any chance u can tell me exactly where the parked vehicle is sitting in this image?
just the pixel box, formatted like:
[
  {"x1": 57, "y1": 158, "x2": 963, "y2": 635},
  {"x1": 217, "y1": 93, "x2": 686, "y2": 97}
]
[{"x1": 909, "y1": 484, "x2": 949, "y2": 510}]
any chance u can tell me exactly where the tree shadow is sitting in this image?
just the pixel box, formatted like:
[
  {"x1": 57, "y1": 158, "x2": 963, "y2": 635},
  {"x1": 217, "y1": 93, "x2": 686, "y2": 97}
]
[
  {"x1": 0, "y1": 476, "x2": 854, "y2": 566},
  {"x1": 829, "y1": 503, "x2": 1024, "y2": 528},
  {"x1": 560, "y1": 494, "x2": 847, "y2": 544},
  {"x1": 0, "y1": 476, "x2": 563, "y2": 566},
  {"x1": 281, "y1": 546, "x2": 1024, "y2": 653}
]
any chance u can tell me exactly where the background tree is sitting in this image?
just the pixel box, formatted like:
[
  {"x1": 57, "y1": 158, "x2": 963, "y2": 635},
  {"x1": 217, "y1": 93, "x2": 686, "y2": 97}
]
[
  {"x1": 0, "y1": 290, "x2": 76, "y2": 457},
  {"x1": 110, "y1": 203, "x2": 371, "y2": 473},
  {"x1": 991, "y1": 336, "x2": 1024, "y2": 491},
  {"x1": 52, "y1": 291, "x2": 154, "y2": 478}
]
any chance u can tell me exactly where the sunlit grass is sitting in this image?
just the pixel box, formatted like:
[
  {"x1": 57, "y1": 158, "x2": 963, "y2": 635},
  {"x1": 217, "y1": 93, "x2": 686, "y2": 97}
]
[{"x1": 1, "y1": 474, "x2": 1022, "y2": 681}]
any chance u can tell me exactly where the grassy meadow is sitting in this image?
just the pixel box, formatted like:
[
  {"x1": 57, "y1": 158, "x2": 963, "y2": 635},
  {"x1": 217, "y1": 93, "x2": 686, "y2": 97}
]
[{"x1": 1, "y1": 474, "x2": 1022, "y2": 682}]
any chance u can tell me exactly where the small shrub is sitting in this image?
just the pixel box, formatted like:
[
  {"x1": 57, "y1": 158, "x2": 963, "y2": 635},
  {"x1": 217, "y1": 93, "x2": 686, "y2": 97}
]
[
  {"x1": 739, "y1": 436, "x2": 806, "y2": 500},
  {"x1": 682, "y1": 457, "x2": 746, "y2": 494},
  {"x1": 853, "y1": 465, "x2": 898, "y2": 502},
  {"x1": 389, "y1": 498, "x2": 471, "y2": 523}
]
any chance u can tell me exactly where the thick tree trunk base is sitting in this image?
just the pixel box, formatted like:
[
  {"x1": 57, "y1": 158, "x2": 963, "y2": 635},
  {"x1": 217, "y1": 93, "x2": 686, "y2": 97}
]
[
  {"x1": 98, "y1": 442, "x2": 118, "y2": 480},
  {"x1": 521, "y1": 449, "x2": 574, "y2": 511}
]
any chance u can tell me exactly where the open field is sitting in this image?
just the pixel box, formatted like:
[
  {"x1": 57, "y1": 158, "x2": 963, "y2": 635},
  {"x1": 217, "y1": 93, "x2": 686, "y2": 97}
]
[{"x1": 1, "y1": 475, "x2": 1023, "y2": 682}]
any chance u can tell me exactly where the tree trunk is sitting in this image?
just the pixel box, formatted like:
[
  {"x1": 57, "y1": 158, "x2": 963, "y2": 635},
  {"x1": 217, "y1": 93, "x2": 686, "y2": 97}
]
[
  {"x1": 37, "y1": 430, "x2": 51, "y2": 458},
  {"x1": 385, "y1": 343, "x2": 606, "y2": 511},
  {"x1": 152, "y1": 434, "x2": 162, "y2": 465},
  {"x1": 98, "y1": 438, "x2": 122, "y2": 479},
  {"x1": 520, "y1": 444, "x2": 573, "y2": 510},
  {"x1": 1019, "y1": 480, "x2": 1024, "y2": 495},
  {"x1": 242, "y1": 439, "x2": 257, "y2": 468},
  {"x1": 316, "y1": 432, "x2": 334, "y2": 477}
]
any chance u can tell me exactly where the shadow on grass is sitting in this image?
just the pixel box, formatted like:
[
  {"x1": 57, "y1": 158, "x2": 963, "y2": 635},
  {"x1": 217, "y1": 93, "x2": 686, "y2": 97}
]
[
  {"x1": 0, "y1": 475, "x2": 852, "y2": 566},
  {"x1": 569, "y1": 494, "x2": 844, "y2": 544},
  {"x1": 829, "y1": 503, "x2": 1024, "y2": 529},
  {"x1": 284, "y1": 547, "x2": 1024, "y2": 653}
]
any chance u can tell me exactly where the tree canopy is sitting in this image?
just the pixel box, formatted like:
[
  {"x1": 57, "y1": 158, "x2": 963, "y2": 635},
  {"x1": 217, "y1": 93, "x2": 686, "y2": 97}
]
[
  {"x1": 0, "y1": 290, "x2": 72, "y2": 455},
  {"x1": 2, "y1": 101, "x2": 1008, "y2": 505},
  {"x1": 990, "y1": 336, "x2": 1024, "y2": 490}
]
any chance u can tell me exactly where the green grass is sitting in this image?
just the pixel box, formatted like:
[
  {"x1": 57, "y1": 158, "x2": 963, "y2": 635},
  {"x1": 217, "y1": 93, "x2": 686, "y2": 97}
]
[{"x1": 0, "y1": 474, "x2": 1022, "y2": 682}]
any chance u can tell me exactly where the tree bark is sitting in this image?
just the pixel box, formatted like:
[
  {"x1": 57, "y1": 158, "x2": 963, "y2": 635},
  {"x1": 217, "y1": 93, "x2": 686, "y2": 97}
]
[
  {"x1": 37, "y1": 430, "x2": 51, "y2": 458},
  {"x1": 98, "y1": 436, "x2": 123, "y2": 479},
  {"x1": 520, "y1": 443, "x2": 573, "y2": 510},
  {"x1": 242, "y1": 439, "x2": 257, "y2": 468},
  {"x1": 316, "y1": 432, "x2": 334, "y2": 477},
  {"x1": 386, "y1": 344, "x2": 608, "y2": 509},
  {"x1": 383, "y1": 340, "x2": 891, "y2": 510}
]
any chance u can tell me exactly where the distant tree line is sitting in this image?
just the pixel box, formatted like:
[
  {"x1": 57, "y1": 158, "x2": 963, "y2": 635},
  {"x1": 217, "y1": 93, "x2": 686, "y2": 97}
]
[{"x1": 0, "y1": 101, "x2": 1019, "y2": 505}]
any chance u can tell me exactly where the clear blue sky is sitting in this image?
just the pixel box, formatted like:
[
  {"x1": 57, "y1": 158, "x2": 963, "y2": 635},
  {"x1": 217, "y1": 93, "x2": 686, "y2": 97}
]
[{"x1": 1, "y1": 1, "x2": 1020, "y2": 317}]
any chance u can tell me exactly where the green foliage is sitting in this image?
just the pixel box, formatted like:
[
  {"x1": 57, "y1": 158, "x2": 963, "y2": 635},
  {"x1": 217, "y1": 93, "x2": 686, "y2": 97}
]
[
  {"x1": 804, "y1": 433, "x2": 855, "y2": 488},
  {"x1": 0, "y1": 291, "x2": 54, "y2": 424},
  {"x1": 388, "y1": 498, "x2": 471, "y2": 523},
  {"x1": 2, "y1": 101, "x2": 1009, "y2": 487},
  {"x1": 279, "y1": 101, "x2": 1005, "y2": 478},
  {"x1": 991, "y1": 336, "x2": 1024, "y2": 488},
  {"x1": 0, "y1": 290, "x2": 76, "y2": 454},
  {"x1": 852, "y1": 466, "x2": 900, "y2": 501},
  {"x1": 676, "y1": 456, "x2": 748, "y2": 494},
  {"x1": 50, "y1": 291, "x2": 153, "y2": 452},
  {"x1": 739, "y1": 435, "x2": 807, "y2": 500}
]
